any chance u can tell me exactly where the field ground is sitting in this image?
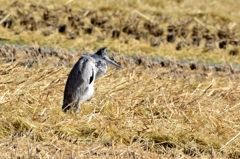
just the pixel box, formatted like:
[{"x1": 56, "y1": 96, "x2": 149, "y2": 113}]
[{"x1": 0, "y1": 0, "x2": 240, "y2": 158}]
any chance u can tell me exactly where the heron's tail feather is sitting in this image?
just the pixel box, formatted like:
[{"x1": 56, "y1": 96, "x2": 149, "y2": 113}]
[
  {"x1": 62, "y1": 100, "x2": 78, "y2": 112},
  {"x1": 62, "y1": 102, "x2": 72, "y2": 112}
]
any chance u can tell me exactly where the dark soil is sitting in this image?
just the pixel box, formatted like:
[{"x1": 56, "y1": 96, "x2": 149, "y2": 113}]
[
  {"x1": 0, "y1": 1, "x2": 239, "y2": 52},
  {"x1": 0, "y1": 44, "x2": 239, "y2": 76},
  {"x1": 0, "y1": 1, "x2": 239, "y2": 77}
]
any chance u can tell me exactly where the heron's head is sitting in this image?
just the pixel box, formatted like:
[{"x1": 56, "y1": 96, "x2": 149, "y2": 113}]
[{"x1": 94, "y1": 47, "x2": 122, "y2": 68}]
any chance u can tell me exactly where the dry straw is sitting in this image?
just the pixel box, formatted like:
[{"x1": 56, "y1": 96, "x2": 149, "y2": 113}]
[{"x1": 0, "y1": 49, "x2": 239, "y2": 158}]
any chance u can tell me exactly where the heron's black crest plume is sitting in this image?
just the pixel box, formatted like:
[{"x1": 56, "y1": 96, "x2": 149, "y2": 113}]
[{"x1": 95, "y1": 47, "x2": 107, "y2": 56}]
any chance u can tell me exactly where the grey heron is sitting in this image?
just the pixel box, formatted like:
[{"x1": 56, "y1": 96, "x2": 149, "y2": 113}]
[{"x1": 62, "y1": 47, "x2": 121, "y2": 113}]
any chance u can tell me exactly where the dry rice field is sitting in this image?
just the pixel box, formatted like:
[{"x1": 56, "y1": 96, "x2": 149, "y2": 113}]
[{"x1": 0, "y1": 0, "x2": 240, "y2": 158}]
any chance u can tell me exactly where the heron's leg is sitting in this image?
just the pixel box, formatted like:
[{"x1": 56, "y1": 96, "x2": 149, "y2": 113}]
[{"x1": 74, "y1": 98, "x2": 82, "y2": 114}]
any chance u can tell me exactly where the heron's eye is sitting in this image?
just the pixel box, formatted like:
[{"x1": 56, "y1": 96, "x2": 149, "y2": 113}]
[{"x1": 102, "y1": 55, "x2": 107, "y2": 59}]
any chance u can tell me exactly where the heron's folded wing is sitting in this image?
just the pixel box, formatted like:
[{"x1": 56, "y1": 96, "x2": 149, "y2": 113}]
[{"x1": 64, "y1": 57, "x2": 94, "y2": 101}]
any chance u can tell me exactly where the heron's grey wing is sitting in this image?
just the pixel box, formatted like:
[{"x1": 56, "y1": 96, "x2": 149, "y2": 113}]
[{"x1": 63, "y1": 57, "x2": 94, "y2": 108}]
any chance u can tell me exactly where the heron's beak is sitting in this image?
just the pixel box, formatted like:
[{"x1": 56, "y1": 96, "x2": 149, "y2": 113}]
[{"x1": 105, "y1": 56, "x2": 122, "y2": 68}]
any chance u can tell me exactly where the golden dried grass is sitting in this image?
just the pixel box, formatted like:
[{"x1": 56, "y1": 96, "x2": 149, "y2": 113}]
[
  {"x1": 0, "y1": 0, "x2": 240, "y2": 158},
  {"x1": 0, "y1": 55, "x2": 239, "y2": 158}
]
